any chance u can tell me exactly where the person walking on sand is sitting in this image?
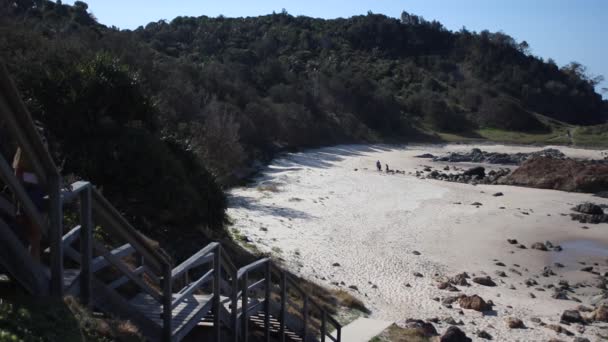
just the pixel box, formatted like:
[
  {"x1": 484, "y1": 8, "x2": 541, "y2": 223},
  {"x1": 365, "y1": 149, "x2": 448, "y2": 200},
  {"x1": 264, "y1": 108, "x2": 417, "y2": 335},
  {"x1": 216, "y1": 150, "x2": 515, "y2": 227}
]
[
  {"x1": 385, "y1": 163, "x2": 389, "y2": 173},
  {"x1": 376, "y1": 160, "x2": 382, "y2": 172}
]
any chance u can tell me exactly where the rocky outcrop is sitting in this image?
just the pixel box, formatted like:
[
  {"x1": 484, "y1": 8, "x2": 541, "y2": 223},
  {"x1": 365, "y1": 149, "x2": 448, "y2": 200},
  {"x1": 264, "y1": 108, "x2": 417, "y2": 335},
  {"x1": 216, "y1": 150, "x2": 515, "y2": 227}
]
[
  {"x1": 458, "y1": 294, "x2": 492, "y2": 312},
  {"x1": 573, "y1": 203, "x2": 605, "y2": 215},
  {"x1": 403, "y1": 319, "x2": 438, "y2": 337},
  {"x1": 505, "y1": 317, "x2": 525, "y2": 329},
  {"x1": 530, "y1": 242, "x2": 548, "y2": 251},
  {"x1": 472, "y1": 276, "x2": 497, "y2": 287},
  {"x1": 440, "y1": 326, "x2": 472, "y2": 342},
  {"x1": 570, "y1": 202, "x2": 608, "y2": 224},
  {"x1": 434, "y1": 148, "x2": 565, "y2": 165},
  {"x1": 592, "y1": 304, "x2": 608, "y2": 322},
  {"x1": 560, "y1": 310, "x2": 585, "y2": 324},
  {"x1": 422, "y1": 166, "x2": 510, "y2": 185},
  {"x1": 499, "y1": 157, "x2": 608, "y2": 193}
]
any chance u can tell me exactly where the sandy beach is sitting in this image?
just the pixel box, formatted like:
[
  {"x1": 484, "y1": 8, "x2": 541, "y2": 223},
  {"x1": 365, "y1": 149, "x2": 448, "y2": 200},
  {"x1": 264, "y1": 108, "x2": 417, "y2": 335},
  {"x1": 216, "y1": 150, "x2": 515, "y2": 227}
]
[{"x1": 227, "y1": 144, "x2": 608, "y2": 341}]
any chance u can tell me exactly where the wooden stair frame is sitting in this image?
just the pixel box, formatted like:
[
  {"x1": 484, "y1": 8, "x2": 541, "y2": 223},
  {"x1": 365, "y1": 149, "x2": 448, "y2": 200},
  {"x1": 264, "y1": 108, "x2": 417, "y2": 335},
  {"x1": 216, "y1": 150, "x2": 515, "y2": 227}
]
[{"x1": 0, "y1": 62, "x2": 342, "y2": 341}]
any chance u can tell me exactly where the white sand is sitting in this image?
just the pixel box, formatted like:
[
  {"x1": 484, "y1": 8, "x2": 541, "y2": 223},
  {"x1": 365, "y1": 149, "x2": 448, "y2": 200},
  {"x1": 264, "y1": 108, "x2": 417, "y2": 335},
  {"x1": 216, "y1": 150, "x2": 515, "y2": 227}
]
[{"x1": 227, "y1": 144, "x2": 608, "y2": 341}]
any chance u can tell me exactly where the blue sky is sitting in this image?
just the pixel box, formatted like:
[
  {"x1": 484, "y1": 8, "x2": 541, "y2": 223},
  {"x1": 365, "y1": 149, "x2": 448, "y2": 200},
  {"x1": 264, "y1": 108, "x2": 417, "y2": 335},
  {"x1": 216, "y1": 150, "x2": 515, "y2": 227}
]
[{"x1": 63, "y1": 0, "x2": 607, "y2": 97}]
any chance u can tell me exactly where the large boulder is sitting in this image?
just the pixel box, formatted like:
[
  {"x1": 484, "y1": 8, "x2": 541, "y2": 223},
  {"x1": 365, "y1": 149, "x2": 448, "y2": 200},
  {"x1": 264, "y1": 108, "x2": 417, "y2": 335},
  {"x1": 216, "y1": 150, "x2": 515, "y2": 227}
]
[
  {"x1": 463, "y1": 166, "x2": 485, "y2": 178},
  {"x1": 403, "y1": 319, "x2": 438, "y2": 337},
  {"x1": 440, "y1": 326, "x2": 472, "y2": 342},
  {"x1": 458, "y1": 294, "x2": 492, "y2": 312},
  {"x1": 450, "y1": 273, "x2": 470, "y2": 286},
  {"x1": 592, "y1": 304, "x2": 608, "y2": 322},
  {"x1": 472, "y1": 276, "x2": 497, "y2": 287},
  {"x1": 505, "y1": 317, "x2": 525, "y2": 329},
  {"x1": 499, "y1": 157, "x2": 608, "y2": 193},
  {"x1": 560, "y1": 310, "x2": 585, "y2": 324},
  {"x1": 531, "y1": 242, "x2": 548, "y2": 251},
  {"x1": 572, "y1": 203, "x2": 604, "y2": 215}
]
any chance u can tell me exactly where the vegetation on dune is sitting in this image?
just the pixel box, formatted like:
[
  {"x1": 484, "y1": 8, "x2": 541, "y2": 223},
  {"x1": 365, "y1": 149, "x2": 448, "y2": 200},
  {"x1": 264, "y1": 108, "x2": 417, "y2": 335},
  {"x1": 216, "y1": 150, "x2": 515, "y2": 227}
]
[
  {"x1": 369, "y1": 324, "x2": 432, "y2": 342},
  {"x1": 0, "y1": 0, "x2": 607, "y2": 248},
  {"x1": 0, "y1": 296, "x2": 143, "y2": 342}
]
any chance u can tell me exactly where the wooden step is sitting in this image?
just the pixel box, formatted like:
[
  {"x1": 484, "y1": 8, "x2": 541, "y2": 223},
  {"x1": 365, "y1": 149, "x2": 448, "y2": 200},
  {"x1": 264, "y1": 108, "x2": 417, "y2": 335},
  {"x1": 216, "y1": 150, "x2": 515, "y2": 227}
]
[{"x1": 129, "y1": 292, "x2": 214, "y2": 341}]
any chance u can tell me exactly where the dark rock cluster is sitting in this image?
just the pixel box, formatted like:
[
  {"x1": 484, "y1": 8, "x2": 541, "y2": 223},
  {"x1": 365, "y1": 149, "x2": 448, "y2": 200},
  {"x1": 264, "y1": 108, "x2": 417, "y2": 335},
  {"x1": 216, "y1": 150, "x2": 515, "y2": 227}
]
[
  {"x1": 570, "y1": 202, "x2": 608, "y2": 224},
  {"x1": 419, "y1": 166, "x2": 511, "y2": 185},
  {"x1": 433, "y1": 148, "x2": 565, "y2": 165}
]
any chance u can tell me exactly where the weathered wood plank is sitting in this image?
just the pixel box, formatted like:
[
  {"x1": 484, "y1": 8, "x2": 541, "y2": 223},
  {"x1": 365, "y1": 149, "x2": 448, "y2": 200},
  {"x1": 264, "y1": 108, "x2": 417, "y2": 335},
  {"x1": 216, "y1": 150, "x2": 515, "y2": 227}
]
[
  {"x1": 248, "y1": 278, "x2": 266, "y2": 292},
  {"x1": 48, "y1": 176, "x2": 63, "y2": 296},
  {"x1": 93, "y1": 241, "x2": 162, "y2": 303},
  {"x1": 91, "y1": 243, "x2": 135, "y2": 273},
  {"x1": 0, "y1": 63, "x2": 59, "y2": 182},
  {"x1": 91, "y1": 278, "x2": 162, "y2": 342},
  {"x1": 0, "y1": 153, "x2": 45, "y2": 231},
  {"x1": 61, "y1": 225, "x2": 81, "y2": 247},
  {"x1": 237, "y1": 258, "x2": 270, "y2": 278},
  {"x1": 172, "y1": 269, "x2": 213, "y2": 309},
  {"x1": 130, "y1": 293, "x2": 213, "y2": 341},
  {"x1": 108, "y1": 266, "x2": 145, "y2": 290},
  {"x1": 79, "y1": 186, "x2": 92, "y2": 306},
  {"x1": 171, "y1": 243, "x2": 217, "y2": 280},
  {"x1": 60, "y1": 181, "x2": 90, "y2": 204}
]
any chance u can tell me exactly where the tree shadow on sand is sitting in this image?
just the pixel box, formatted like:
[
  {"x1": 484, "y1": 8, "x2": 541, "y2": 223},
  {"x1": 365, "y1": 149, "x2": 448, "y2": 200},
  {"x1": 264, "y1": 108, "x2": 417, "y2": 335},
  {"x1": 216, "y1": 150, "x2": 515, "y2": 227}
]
[
  {"x1": 228, "y1": 194, "x2": 315, "y2": 220},
  {"x1": 265, "y1": 144, "x2": 397, "y2": 171}
]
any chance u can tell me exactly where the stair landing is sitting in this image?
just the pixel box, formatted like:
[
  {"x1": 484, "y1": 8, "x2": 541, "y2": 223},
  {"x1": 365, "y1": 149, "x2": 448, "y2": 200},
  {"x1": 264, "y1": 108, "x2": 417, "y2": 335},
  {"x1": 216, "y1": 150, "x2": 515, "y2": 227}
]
[{"x1": 129, "y1": 293, "x2": 213, "y2": 341}]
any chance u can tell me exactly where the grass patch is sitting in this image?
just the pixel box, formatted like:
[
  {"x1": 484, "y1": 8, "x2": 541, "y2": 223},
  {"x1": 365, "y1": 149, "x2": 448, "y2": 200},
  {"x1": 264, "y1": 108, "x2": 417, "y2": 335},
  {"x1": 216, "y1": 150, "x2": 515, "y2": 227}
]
[
  {"x1": 572, "y1": 124, "x2": 608, "y2": 148},
  {"x1": 332, "y1": 289, "x2": 369, "y2": 315},
  {"x1": 0, "y1": 297, "x2": 82, "y2": 342},
  {"x1": 0, "y1": 296, "x2": 143, "y2": 342},
  {"x1": 475, "y1": 127, "x2": 571, "y2": 145},
  {"x1": 369, "y1": 324, "x2": 433, "y2": 342},
  {"x1": 256, "y1": 183, "x2": 281, "y2": 193}
]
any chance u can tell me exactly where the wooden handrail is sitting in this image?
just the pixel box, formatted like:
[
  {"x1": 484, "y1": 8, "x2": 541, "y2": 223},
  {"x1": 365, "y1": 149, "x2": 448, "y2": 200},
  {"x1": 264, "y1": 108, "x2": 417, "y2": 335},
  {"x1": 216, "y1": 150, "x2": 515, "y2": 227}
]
[
  {"x1": 93, "y1": 240, "x2": 163, "y2": 303},
  {"x1": 234, "y1": 258, "x2": 342, "y2": 341},
  {"x1": 171, "y1": 242, "x2": 218, "y2": 280},
  {"x1": 91, "y1": 188, "x2": 170, "y2": 274},
  {"x1": 0, "y1": 153, "x2": 46, "y2": 231},
  {"x1": 172, "y1": 268, "x2": 214, "y2": 309},
  {"x1": 237, "y1": 257, "x2": 271, "y2": 278},
  {"x1": 0, "y1": 63, "x2": 59, "y2": 184}
]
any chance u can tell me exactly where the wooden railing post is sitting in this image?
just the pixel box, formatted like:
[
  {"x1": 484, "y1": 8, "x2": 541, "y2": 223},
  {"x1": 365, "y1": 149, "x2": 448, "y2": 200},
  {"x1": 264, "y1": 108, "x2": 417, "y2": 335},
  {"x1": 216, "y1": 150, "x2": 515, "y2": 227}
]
[
  {"x1": 279, "y1": 272, "x2": 286, "y2": 342},
  {"x1": 337, "y1": 325, "x2": 341, "y2": 342},
  {"x1": 48, "y1": 176, "x2": 63, "y2": 296},
  {"x1": 213, "y1": 247, "x2": 221, "y2": 342},
  {"x1": 264, "y1": 262, "x2": 271, "y2": 342},
  {"x1": 162, "y1": 265, "x2": 172, "y2": 341},
  {"x1": 241, "y1": 272, "x2": 249, "y2": 342},
  {"x1": 303, "y1": 295, "x2": 309, "y2": 342},
  {"x1": 231, "y1": 267, "x2": 238, "y2": 342},
  {"x1": 79, "y1": 185, "x2": 92, "y2": 306},
  {"x1": 321, "y1": 311, "x2": 327, "y2": 342}
]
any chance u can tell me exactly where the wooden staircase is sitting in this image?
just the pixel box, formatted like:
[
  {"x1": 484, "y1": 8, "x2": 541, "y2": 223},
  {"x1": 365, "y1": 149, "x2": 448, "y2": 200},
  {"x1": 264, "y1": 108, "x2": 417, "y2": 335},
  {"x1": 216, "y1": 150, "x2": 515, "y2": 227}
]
[{"x1": 0, "y1": 63, "x2": 342, "y2": 341}]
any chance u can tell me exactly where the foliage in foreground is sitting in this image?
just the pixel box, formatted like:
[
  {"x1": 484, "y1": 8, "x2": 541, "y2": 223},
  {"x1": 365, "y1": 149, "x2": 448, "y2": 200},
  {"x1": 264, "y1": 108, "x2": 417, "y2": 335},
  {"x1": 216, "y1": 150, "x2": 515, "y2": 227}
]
[{"x1": 0, "y1": 296, "x2": 144, "y2": 342}]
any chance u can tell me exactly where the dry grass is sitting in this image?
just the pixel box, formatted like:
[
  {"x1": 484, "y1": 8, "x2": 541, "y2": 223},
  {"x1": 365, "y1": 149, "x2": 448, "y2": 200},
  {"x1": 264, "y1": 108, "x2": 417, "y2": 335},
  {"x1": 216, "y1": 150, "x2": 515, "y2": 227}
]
[
  {"x1": 256, "y1": 183, "x2": 281, "y2": 193},
  {"x1": 369, "y1": 324, "x2": 433, "y2": 342},
  {"x1": 331, "y1": 289, "x2": 369, "y2": 314},
  {"x1": 65, "y1": 296, "x2": 145, "y2": 342}
]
